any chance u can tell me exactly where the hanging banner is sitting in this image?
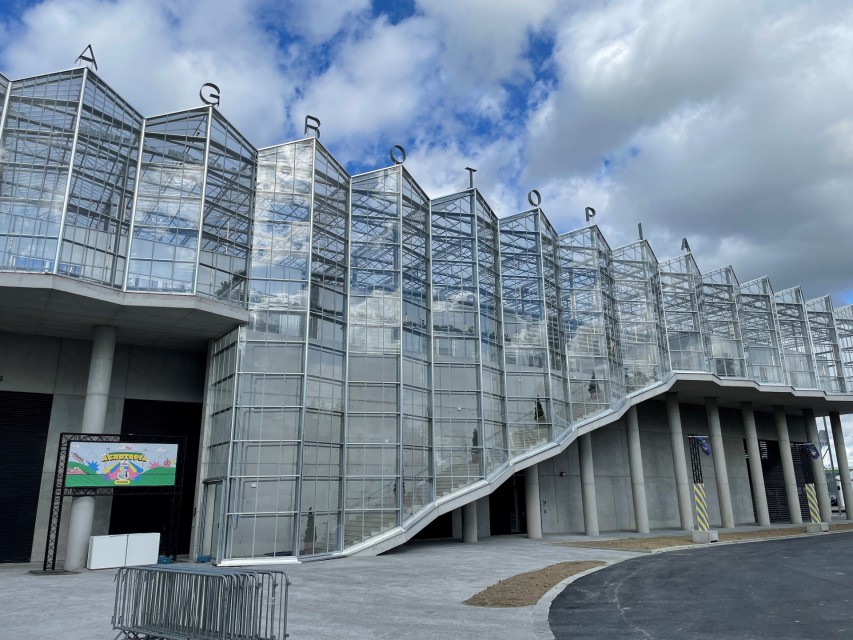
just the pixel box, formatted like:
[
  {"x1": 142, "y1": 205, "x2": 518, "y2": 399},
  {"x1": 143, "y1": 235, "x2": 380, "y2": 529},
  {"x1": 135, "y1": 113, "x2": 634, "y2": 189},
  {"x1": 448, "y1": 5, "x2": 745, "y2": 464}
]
[
  {"x1": 803, "y1": 442, "x2": 821, "y2": 460},
  {"x1": 695, "y1": 436, "x2": 712, "y2": 456},
  {"x1": 65, "y1": 442, "x2": 178, "y2": 487}
]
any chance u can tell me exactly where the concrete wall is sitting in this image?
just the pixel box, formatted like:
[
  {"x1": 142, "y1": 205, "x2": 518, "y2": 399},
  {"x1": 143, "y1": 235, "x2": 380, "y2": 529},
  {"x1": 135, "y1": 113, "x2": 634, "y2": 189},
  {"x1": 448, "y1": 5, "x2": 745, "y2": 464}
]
[
  {"x1": 537, "y1": 398, "x2": 810, "y2": 535},
  {"x1": 0, "y1": 331, "x2": 205, "y2": 562}
]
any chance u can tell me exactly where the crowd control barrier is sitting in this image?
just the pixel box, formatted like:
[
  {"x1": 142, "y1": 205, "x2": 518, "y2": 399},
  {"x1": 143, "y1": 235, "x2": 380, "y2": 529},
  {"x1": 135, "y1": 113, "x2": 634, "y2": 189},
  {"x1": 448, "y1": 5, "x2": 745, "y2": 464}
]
[{"x1": 112, "y1": 565, "x2": 290, "y2": 639}]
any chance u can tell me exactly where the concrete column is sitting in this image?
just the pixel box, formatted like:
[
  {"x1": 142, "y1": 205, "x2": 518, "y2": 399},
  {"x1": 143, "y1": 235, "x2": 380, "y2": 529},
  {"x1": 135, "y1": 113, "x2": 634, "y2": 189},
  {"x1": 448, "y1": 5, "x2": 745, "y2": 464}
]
[
  {"x1": 462, "y1": 502, "x2": 478, "y2": 543},
  {"x1": 451, "y1": 507, "x2": 462, "y2": 540},
  {"x1": 625, "y1": 407, "x2": 649, "y2": 534},
  {"x1": 774, "y1": 406, "x2": 802, "y2": 525},
  {"x1": 64, "y1": 325, "x2": 117, "y2": 571},
  {"x1": 579, "y1": 433, "x2": 599, "y2": 536},
  {"x1": 666, "y1": 393, "x2": 694, "y2": 530},
  {"x1": 741, "y1": 402, "x2": 770, "y2": 526},
  {"x1": 706, "y1": 398, "x2": 734, "y2": 529},
  {"x1": 803, "y1": 409, "x2": 832, "y2": 522},
  {"x1": 830, "y1": 412, "x2": 853, "y2": 521},
  {"x1": 524, "y1": 465, "x2": 542, "y2": 539}
]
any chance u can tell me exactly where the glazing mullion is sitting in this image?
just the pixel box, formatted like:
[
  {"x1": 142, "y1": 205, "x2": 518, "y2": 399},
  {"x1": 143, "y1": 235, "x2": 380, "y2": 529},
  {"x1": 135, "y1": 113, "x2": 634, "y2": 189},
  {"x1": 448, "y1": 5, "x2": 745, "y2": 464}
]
[
  {"x1": 53, "y1": 68, "x2": 87, "y2": 274},
  {"x1": 470, "y1": 191, "x2": 486, "y2": 478},
  {"x1": 192, "y1": 106, "x2": 213, "y2": 295},
  {"x1": 0, "y1": 77, "x2": 13, "y2": 152},
  {"x1": 293, "y1": 140, "x2": 316, "y2": 556},
  {"x1": 122, "y1": 118, "x2": 146, "y2": 291},
  {"x1": 538, "y1": 211, "x2": 557, "y2": 443},
  {"x1": 338, "y1": 169, "x2": 353, "y2": 551},
  {"x1": 396, "y1": 166, "x2": 404, "y2": 524}
]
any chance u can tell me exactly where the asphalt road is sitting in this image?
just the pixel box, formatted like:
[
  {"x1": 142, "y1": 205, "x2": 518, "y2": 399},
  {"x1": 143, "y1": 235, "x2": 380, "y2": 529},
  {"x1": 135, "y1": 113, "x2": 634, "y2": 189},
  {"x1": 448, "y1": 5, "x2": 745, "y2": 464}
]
[{"x1": 549, "y1": 534, "x2": 853, "y2": 639}]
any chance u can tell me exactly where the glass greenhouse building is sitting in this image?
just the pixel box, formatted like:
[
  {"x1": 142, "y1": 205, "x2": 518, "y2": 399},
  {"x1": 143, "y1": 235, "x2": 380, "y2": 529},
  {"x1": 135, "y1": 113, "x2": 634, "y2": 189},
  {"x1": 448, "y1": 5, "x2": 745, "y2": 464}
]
[{"x1": 2, "y1": 66, "x2": 853, "y2": 567}]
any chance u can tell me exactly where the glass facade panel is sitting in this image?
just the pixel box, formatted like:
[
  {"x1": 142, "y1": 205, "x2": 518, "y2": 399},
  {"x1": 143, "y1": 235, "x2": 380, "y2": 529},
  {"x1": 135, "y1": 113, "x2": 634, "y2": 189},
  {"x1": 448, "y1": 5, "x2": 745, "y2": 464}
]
[
  {"x1": 611, "y1": 240, "x2": 668, "y2": 393},
  {"x1": 58, "y1": 72, "x2": 142, "y2": 287},
  {"x1": 558, "y1": 225, "x2": 623, "y2": 422},
  {"x1": 195, "y1": 112, "x2": 255, "y2": 304},
  {"x1": 127, "y1": 109, "x2": 208, "y2": 293},
  {"x1": 500, "y1": 209, "x2": 568, "y2": 454},
  {"x1": 806, "y1": 296, "x2": 845, "y2": 393},
  {"x1": 431, "y1": 188, "x2": 507, "y2": 493},
  {"x1": 699, "y1": 266, "x2": 747, "y2": 377},
  {"x1": 774, "y1": 286, "x2": 818, "y2": 388},
  {"x1": 344, "y1": 165, "x2": 418, "y2": 546},
  {"x1": 659, "y1": 253, "x2": 706, "y2": 372},
  {"x1": 0, "y1": 70, "x2": 84, "y2": 274},
  {"x1": 738, "y1": 277, "x2": 786, "y2": 384},
  {"x1": 834, "y1": 305, "x2": 853, "y2": 391}
]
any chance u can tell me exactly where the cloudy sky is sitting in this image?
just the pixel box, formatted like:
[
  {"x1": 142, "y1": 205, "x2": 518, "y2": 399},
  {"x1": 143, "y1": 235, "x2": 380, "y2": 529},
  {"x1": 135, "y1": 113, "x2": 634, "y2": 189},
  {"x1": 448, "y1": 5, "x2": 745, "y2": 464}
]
[
  {"x1": 1, "y1": 0, "x2": 851, "y2": 302},
  {"x1": 2, "y1": 0, "x2": 853, "y2": 459}
]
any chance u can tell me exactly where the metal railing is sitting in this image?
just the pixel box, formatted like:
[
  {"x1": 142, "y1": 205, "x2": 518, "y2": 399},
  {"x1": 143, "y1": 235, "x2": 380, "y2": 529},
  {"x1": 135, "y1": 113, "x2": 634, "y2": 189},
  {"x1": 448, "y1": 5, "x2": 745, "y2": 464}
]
[{"x1": 112, "y1": 565, "x2": 289, "y2": 640}]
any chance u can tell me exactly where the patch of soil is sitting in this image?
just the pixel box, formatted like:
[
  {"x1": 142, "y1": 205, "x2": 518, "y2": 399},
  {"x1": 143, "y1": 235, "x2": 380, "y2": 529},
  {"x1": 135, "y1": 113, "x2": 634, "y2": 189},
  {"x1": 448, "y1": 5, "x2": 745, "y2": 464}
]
[
  {"x1": 560, "y1": 527, "x2": 812, "y2": 552},
  {"x1": 830, "y1": 522, "x2": 853, "y2": 531},
  {"x1": 561, "y1": 535, "x2": 691, "y2": 551},
  {"x1": 463, "y1": 561, "x2": 606, "y2": 608},
  {"x1": 719, "y1": 528, "x2": 807, "y2": 541}
]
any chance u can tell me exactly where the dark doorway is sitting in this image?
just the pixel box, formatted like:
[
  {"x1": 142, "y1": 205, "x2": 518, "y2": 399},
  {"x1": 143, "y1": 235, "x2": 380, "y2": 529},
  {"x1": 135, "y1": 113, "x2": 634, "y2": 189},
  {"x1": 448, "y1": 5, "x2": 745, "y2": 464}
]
[
  {"x1": 489, "y1": 472, "x2": 527, "y2": 535},
  {"x1": 0, "y1": 391, "x2": 53, "y2": 563},
  {"x1": 412, "y1": 511, "x2": 453, "y2": 540},
  {"x1": 109, "y1": 399, "x2": 201, "y2": 556},
  {"x1": 745, "y1": 439, "x2": 809, "y2": 523}
]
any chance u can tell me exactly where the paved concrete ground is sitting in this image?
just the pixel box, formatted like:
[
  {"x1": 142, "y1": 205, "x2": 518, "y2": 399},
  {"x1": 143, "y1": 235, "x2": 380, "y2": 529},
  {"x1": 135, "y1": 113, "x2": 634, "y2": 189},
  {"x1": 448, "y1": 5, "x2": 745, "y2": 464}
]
[
  {"x1": 550, "y1": 533, "x2": 853, "y2": 639},
  {"x1": 0, "y1": 535, "x2": 636, "y2": 640},
  {"x1": 1, "y1": 525, "x2": 846, "y2": 639}
]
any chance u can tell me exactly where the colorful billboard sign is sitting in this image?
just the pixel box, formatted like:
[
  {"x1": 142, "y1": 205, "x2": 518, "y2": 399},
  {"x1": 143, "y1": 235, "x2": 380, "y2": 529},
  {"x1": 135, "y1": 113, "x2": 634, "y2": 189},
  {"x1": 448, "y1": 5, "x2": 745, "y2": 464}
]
[{"x1": 65, "y1": 442, "x2": 178, "y2": 488}]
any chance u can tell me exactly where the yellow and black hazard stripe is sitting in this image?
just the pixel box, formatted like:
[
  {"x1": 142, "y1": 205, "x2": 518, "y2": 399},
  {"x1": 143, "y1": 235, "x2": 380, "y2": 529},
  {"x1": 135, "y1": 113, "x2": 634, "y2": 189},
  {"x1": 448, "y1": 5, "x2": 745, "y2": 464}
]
[
  {"x1": 805, "y1": 483, "x2": 820, "y2": 524},
  {"x1": 694, "y1": 482, "x2": 709, "y2": 532}
]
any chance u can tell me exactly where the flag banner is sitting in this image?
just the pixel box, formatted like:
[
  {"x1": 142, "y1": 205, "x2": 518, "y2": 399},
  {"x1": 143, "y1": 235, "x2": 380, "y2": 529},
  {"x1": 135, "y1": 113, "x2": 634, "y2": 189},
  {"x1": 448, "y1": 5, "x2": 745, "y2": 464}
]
[
  {"x1": 695, "y1": 436, "x2": 711, "y2": 456},
  {"x1": 804, "y1": 443, "x2": 821, "y2": 460}
]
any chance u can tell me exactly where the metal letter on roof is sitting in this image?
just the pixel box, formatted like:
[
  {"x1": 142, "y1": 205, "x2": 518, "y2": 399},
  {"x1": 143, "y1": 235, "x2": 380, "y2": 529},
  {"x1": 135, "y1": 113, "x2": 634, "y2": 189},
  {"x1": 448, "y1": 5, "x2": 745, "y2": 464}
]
[
  {"x1": 199, "y1": 83, "x2": 221, "y2": 107},
  {"x1": 304, "y1": 115, "x2": 321, "y2": 139},
  {"x1": 75, "y1": 44, "x2": 98, "y2": 71}
]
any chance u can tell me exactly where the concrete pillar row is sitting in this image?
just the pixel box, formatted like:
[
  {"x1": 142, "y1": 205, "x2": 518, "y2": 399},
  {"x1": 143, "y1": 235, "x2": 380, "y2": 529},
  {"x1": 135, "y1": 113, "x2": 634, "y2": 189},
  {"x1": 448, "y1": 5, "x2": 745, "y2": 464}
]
[
  {"x1": 706, "y1": 398, "x2": 734, "y2": 529},
  {"x1": 665, "y1": 393, "x2": 694, "y2": 531},
  {"x1": 64, "y1": 325, "x2": 117, "y2": 572},
  {"x1": 625, "y1": 407, "x2": 650, "y2": 534},
  {"x1": 803, "y1": 409, "x2": 832, "y2": 522},
  {"x1": 579, "y1": 433, "x2": 599, "y2": 537},
  {"x1": 741, "y1": 402, "x2": 771, "y2": 527},
  {"x1": 773, "y1": 406, "x2": 803, "y2": 525},
  {"x1": 830, "y1": 412, "x2": 853, "y2": 522},
  {"x1": 524, "y1": 465, "x2": 543, "y2": 539},
  {"x1": 462, "y1": 502, "x2": 478, "y2": 544}
]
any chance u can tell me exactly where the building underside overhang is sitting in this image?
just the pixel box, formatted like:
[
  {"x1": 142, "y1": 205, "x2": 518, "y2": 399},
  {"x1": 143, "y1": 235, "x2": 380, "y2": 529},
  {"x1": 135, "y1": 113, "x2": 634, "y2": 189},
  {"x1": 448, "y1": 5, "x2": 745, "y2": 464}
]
[{"x1": 0, "y1": 273, "x2": 247, "y2": 351}]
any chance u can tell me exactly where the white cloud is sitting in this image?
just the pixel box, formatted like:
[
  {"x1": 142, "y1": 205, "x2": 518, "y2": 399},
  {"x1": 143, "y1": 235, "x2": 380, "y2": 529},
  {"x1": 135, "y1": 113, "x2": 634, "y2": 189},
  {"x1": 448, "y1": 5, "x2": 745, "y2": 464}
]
[
  {"x1": 523, "y1": 0, "x2": 853, "y2": 299},
  {"x1": 0, "y1": 0, "x2": 296, "y2": 146},
  {"x1": 288, "y1": 15, "x2": 442, "y2": 158},
  {"x1": 2, "y1": 0, "x2": 853, "y2": 303}
]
